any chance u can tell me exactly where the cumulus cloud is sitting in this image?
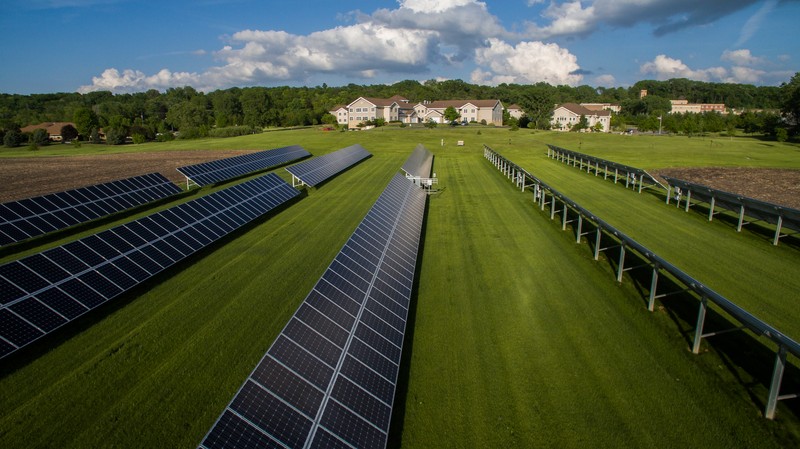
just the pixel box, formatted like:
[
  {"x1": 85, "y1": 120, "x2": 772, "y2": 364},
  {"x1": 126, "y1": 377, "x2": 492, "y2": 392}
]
[
  {"x1": 593, "y1": 74, "x2": 616, "y2": 86},
  {"x1": 471, "y1": 38, "x2": 582, "y2": 86},
  {"x1": 640, "y1": 55, "x2": 727, "y2": 82},
  {"x1": 721, "y1": 49, "x2": 764, "y2": 66},
  {"x1": 526, "y1": 0, "x2": 762, "y2": 39},
  {"x1": 81, "y1": 0, "x2": 560, "y2": 93}
]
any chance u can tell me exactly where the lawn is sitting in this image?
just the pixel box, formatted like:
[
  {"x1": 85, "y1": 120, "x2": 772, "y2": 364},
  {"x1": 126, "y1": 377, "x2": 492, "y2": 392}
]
[{"x1": 0, "y1": 127, "x2": 798, "y2": 448}]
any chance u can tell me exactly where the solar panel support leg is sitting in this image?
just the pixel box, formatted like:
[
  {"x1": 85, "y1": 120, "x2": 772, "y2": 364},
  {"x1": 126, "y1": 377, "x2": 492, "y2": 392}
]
[
  {"x1": 684, "y1": 190, "x2": 692, "y2": 212},
  {"x1": 596, "y1": 162, "x2": 600, "y2": 177},
  {"x1": 616, "y1": 244, "x2": 626, "y2": 282},
  {"x1": 765, "y1": 345, "x2": 787, "y2": 419},
  {"x1": 614, "y1": 169, "x2": 619, "y2": 184},
  {"x1": 576, "y1": 215, "x2": 583, "y2": 243},
  {"x1": 594, "y1": 228, "x2": 602, "y2": 260},
  {"x1": 709, "y1": 197, "x2": 716, "y2": 221},
  {"x1": 638, "y1": 176, "x2": 643, "y2": 193},
  {"x1": 550, "y1": 197, "x2": 557, "y2": 220},
  {"x1": 666, "y1": 186, "x2": 671, "y2": 205},
  {"x1": 692, "y1": 296, "x2": 708, "y2": 354},
  {"x1": 604, "y1": 165, "x2": 609, "y2": 180},
  {"x1": 625, "y1": 174, "x2": 630, "y2": 188},
  {"x1": 562, "y1": 204, "x2": 568, "y2": 230},
  {"x1": 648, "y1": 267, "x2": 659, "y2": 311},
  {"x1": 773, "y1": 216, "x2": 783, "y2": 246}
]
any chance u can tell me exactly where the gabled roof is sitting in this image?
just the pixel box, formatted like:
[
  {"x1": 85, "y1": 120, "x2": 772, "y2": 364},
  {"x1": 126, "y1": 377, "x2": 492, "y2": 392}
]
[
  {"x1": 347, "y1": 97, "x2": 399, "y2": 108},
  {"x1": 506, "y1": 104, "x2": 522, "y2": 110},
  {"x1": 329, "y1": 104, "x2": 347, "y2": 112},
  {"x1": 422, "y1": 99, "x2": 501, "y2": 109},
  {"x1": 20, "y1": 122, "x2": 76, "y2": 135},
  {"x1": 555, "y1": 103, "x2": 611, "y2": 117}
]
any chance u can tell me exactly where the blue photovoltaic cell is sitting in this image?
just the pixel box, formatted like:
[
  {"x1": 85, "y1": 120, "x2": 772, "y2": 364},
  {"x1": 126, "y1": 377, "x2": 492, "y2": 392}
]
[
  {"x1": 285, "y1": 144, "x2": 371, "y2": 187},
  {"x1": 200, "y1": 170, "x2": 427, "y2": 449},
  {"x1": 0, "y1": 173, "x2": 299, "y2": 360},
  {"x1": 400, "y1": 144, "x2": 433, "y2": 179},
  {"x1": 177, "y1": 145, "x2": 311, "y2": 187},
  {"x1": 0, "y1": 173, "x2": 182, "y2": 246}
]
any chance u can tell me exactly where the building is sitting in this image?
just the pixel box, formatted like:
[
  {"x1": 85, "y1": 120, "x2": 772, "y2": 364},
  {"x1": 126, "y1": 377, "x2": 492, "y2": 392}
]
[
  {"x1": 331, "y1": 96, "x2": 504, "y2": 128},
  {"x1": 551, "y1": 103, "x2": 611, "y2": 132},
  {"x1": 413, "y1": 99, "x2": 504, "y2": 125},
  {"x1": 506, "y1": 104, "x2": 524, "y2": 120},
  {"x1": 580, "y1": 103, "x2": 621, "y2": 113},
  {"x1": 20, "y1": 122, "x2": 76, "y2": 142}
]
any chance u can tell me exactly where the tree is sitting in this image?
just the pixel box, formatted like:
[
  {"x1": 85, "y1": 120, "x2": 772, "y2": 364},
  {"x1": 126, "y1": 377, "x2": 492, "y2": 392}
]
[
  {"x1": 424, "y1": 118, "x2": 438, "y2": 129},
  {"x1": 3, "y1": 129, "x2": 22, "y2": 147},
  {"x1": 571, "y1": 115, "x2": 588, "y2": 131},
  {"x1": 443, "y1": 106, "x2": 460, "y2": 123},
  {"x1": 30, "y1": 128, "x2": 50, "y2": 146},
  {"x1": 780, "y1": 72, "x2": 800, "y2": 134},
  {"x1": 72, "y1": 107, "x2": 99, "y2": 138},
  {"x1": 60, "y1": 124, "x2": 79, "y2": 142},
  {"x1": 518, "y1": 83, "x2": 555, "y2": 129}
]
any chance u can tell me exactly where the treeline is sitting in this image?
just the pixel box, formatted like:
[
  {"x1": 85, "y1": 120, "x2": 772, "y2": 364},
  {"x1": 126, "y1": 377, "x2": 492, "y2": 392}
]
[{"x1": 0, "y1": 76, "x2": 793, "y2": 146}]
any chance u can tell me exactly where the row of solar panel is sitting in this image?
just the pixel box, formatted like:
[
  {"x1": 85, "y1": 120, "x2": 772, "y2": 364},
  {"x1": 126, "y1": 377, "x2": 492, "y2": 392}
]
[
  {"x1": 401, "y1": 144, "x2": 433, "y2": 179},
  {"x1": 0, "y1": 173, "x2": 300, "y2": 359},
  {"x1": 177, "y1": 145, "x2": 311, "y2": 187},
  {"x1": 200, "y1": 173, "x2": 427, "y2": 449},
  {"x1": 0, "y1": 173, "x2": 182, "y2": 246},
  {"x1": 546, "y1": 144, "x2": 662, "y2": 187},
  {"x1": 286, "y1": 144, "x2": 372, "y2": 187}
]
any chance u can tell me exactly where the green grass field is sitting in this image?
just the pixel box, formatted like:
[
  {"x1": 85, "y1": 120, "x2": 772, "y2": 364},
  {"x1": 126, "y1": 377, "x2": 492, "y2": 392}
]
[{"x1": 0, "y1": 127, "x2": 799, "y2": 448}]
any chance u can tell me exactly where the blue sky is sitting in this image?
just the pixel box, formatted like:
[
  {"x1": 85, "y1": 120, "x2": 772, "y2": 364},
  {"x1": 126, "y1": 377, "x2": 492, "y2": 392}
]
[{"x1": 1, "y1": 0, "x2": 798, "y2": 94}]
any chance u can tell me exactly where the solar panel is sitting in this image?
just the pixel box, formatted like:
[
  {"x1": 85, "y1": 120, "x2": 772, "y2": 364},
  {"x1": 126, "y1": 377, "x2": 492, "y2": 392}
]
[
  {"x1": 177, "y1": 145, "x2": 311, "y2": 187},
  {"x1": 286, "y1": 144, "x2": 371, "y2": 187},
  {"x1": 546, "y1": 144, "x2": 666, "y2": 192},
  {"x1": 200, "y1": 173, "x2": 427, "y2": 449},
  {"x1": 0, "y1": 173, "x2": 299, "y2": 360},
  {"x1": 0, "y1": 173, "x2": 182, "y2": 246},
  {"x1": 401, "y1": 144, "x2": 433, "y2": 179}
]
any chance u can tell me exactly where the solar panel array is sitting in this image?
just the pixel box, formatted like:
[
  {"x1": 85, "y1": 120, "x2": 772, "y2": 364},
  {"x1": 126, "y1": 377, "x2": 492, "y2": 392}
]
[
  {"x1": 177, "y1": 145, "x2": 311, "y2": 187},
  {"x1": 546, "y1": 144, "x2": 666, "y2": 191},
  {"x1": 286, "y1": 144, "x2": 371, "y2": 187},
  {"x1": 0, "y1": 173, "x2": 182, "y2": 246},
  {"x1": 200, "y1": 173, "x2": 427, "y2": 449},
  {"x1": 401, "y1": 144, "x2": 433, "y2": 179},
  {"x1": 0, "y1": 173, "x2": 299, "y2": 359}
]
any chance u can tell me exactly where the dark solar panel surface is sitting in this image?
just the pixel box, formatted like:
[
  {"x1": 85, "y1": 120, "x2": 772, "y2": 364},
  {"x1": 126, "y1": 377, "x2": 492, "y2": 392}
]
[
  {"x1": 285, "y1": 144, "x2": 371, "y2": 187},
  {"x1": 177, "y1": 145, "x2": 311, "y2": 187},
  {"x1": 0, "y1": 173, "x2": 182, "y2": 246},
  {"x1": 0, "y1": 173, "x2": 299, "y2": 359},
  {"x1": 200, "y1": 173, "x2": 426, "y2": 449},
  {"x1": 400, "y1": 144, "x2": 433, "y2": 179}
]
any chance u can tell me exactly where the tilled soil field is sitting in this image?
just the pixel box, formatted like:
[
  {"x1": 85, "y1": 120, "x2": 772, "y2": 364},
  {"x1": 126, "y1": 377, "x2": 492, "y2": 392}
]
[
  {"x1": 0, "y1": 150, "x2": 251, "y2": 203},
  {"x1": 1, "y1": 151, "x2": 798, "y2": 210},
  {"x1": 656, "y1": 167, "x2": 800, "y2": 209}
]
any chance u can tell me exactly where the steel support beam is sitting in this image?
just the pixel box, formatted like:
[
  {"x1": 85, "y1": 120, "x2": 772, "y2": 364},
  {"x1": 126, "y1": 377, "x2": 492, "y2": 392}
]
[{"x1": 692, "y1": 296, "x2": 708, "y2": 354}]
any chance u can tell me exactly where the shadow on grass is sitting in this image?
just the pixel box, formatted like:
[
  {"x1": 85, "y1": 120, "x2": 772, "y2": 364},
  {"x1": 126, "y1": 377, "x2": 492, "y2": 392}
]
[
  {"x1": 0, "y1": 189, "x2": 306, "y2": 378},
  {"x1": 387, "y1": 192, "x2": 430, "y2": 449},
  {"x1": 562, "y1": 210, "x2": 800, "y2": 423}
]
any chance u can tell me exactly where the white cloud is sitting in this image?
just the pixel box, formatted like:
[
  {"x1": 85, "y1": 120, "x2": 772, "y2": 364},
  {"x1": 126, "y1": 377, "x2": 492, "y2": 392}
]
[
  {"x1": 725, "y1": 66, "x2": 766, "y2": 84},
  {"x1": 594, "y1": 74, "x2": 616, "y2": 86},
  {"x1": 721, "y1": 49, "x2": 763, "y2": 66},
  {"x1": 639, "y1": 54, "x2": 728, "y2": 82},
  {"x1": 399, "y1": 0, "x2": 479, "y2": 14},
  {"x1": 472, "y1": 38, "x2": 583, "y2": 86}
]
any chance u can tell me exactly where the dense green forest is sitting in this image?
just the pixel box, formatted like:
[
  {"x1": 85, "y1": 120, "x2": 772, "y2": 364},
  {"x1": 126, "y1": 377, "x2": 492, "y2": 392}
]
[{"x1": 1, "y1": 75, "x2": 797, "y2": 146}]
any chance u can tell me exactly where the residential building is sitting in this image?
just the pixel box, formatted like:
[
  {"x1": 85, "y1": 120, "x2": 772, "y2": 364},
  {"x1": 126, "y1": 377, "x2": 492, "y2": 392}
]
[
  {"x1": 330, "y1": 96, "x2": 504, "y2": 128},
  {"x1": 506, "y1": 104, "x2": 523, "y2": 120},
  {"x1": 20, "y1": 122, "x2": 76, "y2": 141},
  {"x1": 580, "y1": 103, "x2": 621, "y2": 113},
  {"x1": 551, "y1": 103, "x2": 611, "y2": 132},
  {"x1": 413, "y1": 99, "x2": 504, "y2": 125}
]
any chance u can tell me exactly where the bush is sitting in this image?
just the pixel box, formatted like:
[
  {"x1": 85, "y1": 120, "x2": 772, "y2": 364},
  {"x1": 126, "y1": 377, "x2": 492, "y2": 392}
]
[
  {"x1": 208, "y1": 126, "x2": 261, "y2": 138},
  {"x1": 4, "y1": 129, "x2": 22, "y2": 147},
  {"x1": 156, "y1": 132, "x2": 175, "y2": 142},
  {"x1": 105, "y1": 127, "x2": 127, "y2": 145},
  {"x1": 31, "y1": 129, "x2": 49, "y2": 146},
  {"x1": 131, "y1": 134, "x2": 146, "y2": 145},
  {"x1": 776, "y1": 127, "x2": 788, "y2": 142}
]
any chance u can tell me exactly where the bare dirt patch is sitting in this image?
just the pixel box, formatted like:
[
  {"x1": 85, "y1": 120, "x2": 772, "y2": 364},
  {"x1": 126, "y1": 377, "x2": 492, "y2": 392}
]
[
  {"x1": 655, "y1": 167, "x2": 800, "y2": 209},
  {"x1": 0, "y1": 150, "x2": 252, "y2": 203}
]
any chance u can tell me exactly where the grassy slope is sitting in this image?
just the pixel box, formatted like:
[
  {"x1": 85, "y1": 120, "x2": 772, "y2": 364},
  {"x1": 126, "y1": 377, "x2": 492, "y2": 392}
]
[{"x1": 0, "y1": 127, "x2": 797, "y2": 448}]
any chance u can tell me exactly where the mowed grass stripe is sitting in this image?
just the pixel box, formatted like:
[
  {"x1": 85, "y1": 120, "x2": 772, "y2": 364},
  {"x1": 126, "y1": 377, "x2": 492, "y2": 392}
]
[
  {"x1": 500, "y1": 146, "x2": 800, "y2": 342},
  {"x1": 399, "y1": 147, "x2": 786, "y2": 448}
]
